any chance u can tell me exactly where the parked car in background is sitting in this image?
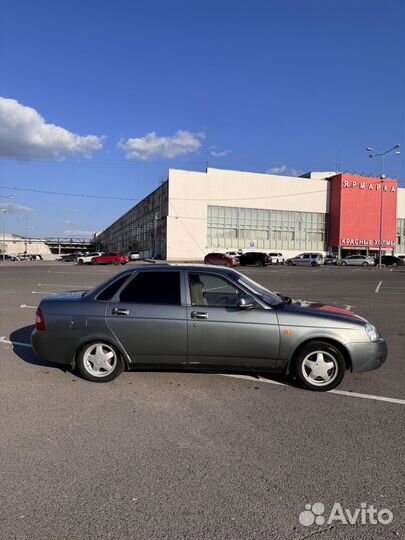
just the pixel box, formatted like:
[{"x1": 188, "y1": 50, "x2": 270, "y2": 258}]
[
  {"x1": 91, "y1": 252, "x2": 128, "y2": 265},
  {"x1": 31, "y1": 265, "x2": 387, "y2": 391},
  {"x1": 59, "y1": 254, "x2": 79, "y2": 262},
  {"x1": 238, "y1": 252, "x2": 271, "y2": 267},
  {"x1": 1, "y1": 254, "x2": 19, "y2": 261},
  {"x1": 77, "y1": 252, "x2": 103, "y2": 265},
  {"x1": 375, "y1": 255, "x2": 404, "y2": 267},
  {"x1": 225, "y1": 250, "x2": 242, "y2": 259},
  {"x1": 266, "y1": 252, "x2": 284, "y2": 264},
  {"x1": 324, "y1": 254, "x2": 339, "y2": 265},
  {"x1": 286, "y1": 253, "x2": 324, "y2": 267},
  {"x1": 339, "y1": 255, "x2": 375, "y2": 267},
  {"x1": 204, "y1": 252, "x2": 240, "y2": 267},
  {"x1": 127, "y1": 251, "x2": 141, "y2": 261}
]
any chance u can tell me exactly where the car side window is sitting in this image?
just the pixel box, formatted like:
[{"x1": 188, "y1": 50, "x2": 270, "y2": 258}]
[
  {"x1": 97, "y1": 274, "x2": 131, "y2": 301},
  {"x1": 119, "y1": 271, "x2": 181, "y2": 305},
  {"x1": 189, "y1": 273, "x2": 243, "y2": 307}
]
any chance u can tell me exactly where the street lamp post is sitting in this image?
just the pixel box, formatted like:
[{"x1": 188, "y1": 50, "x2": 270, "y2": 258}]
[
  {"x1": 366, "y1": 145, "x2": 401, "y2": 269},
  {"x1": 1, "y1": 208, "x2": 8, "y2": 262}
]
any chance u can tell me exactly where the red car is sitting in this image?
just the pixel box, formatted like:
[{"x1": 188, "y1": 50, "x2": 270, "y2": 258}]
[
  {"x1": 91, "y1": 252, "x2": 128, "y2": 265},
  {"x1": 204, "y1": 252, "x2": 240, "y2": 267}
]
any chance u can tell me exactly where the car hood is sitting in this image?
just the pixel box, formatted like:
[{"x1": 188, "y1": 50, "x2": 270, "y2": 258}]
[{"x1": 276, "y1": 299, "x2": 366, "y2": 326}]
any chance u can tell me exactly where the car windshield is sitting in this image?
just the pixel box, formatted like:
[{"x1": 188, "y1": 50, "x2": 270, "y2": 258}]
[{"x1": 235, "y1": 274, "x2": 283, "y2": 307}]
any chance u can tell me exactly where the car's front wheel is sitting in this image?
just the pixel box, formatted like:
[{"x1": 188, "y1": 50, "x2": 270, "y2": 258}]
[
  {"x1": 293, "y1": 341, "x2": 346, "y2": 391},
  {"x1": 341, "y1": 261, "x2": 348, "y2": 266},
  {"x1": 76, "y1": 341, "x2": 125, "y2": 382},
  {"x1": 286, "y1": 260, "x2": 293, "y2": 266},
  {"x1": 362, "y1": 262, "x2": 369, "y2": 267}
]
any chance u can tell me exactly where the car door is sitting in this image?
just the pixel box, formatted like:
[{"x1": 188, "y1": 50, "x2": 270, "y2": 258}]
[
  {"x1": 105, "y1": 269, "x2": 187, "y2": 364},
  {"x1": 296, "y1": 254, "x2": 309, "y2": 266},
  {"x1": 186, "y1": 271, "x2": 280, "y2": 368}
]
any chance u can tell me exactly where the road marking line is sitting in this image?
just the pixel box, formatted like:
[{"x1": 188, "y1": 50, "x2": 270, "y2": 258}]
[
  {"x1": 330, "y1": 389, "x2": 405, "y2": 405},
  {"x1": 221, "y1": 374, "x2": 405, "y2": 405},
  {"x1": 20, "y1": 304, "x2": 36, "y2": 309},
  {"x1": 32, "y1": 291, "x2": 57, "y2": 295},
  {"x1": 344, "y1": 305, "x2": 352, "y2": 311},
  {"x1": 375, "y1": 281, "x2": 382, "y2": 293},
  {"x1": 0, "y1": 337, "x2": 31, "y2": 348}
]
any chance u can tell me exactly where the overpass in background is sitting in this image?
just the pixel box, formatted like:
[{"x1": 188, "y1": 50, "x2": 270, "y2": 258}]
[{"x1": 43, "y1": 237, "x2": 94, "y2": 255}]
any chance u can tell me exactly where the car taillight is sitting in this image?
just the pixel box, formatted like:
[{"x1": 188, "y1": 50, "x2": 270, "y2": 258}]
[{"x1": 36, "y1": 308, "x2": 46, "y2": 331}]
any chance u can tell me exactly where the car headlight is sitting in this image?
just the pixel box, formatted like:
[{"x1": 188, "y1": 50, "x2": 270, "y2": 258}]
[{"x1": 365, "y1": 323, "x2": 380, "y2": 342}]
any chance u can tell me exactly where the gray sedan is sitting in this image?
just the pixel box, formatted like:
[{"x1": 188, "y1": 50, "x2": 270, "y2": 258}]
[
  {"x1": 31, "y1": 265, "x2": 387, "y2": 391},
  {"x1": 339, "y1": 255, "x2": 375, "y2": 266}
]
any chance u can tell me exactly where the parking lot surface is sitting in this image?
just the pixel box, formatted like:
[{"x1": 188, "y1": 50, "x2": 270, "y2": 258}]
[{"x1": 0, "y1": 262, "x2": 404, "y2": 539}]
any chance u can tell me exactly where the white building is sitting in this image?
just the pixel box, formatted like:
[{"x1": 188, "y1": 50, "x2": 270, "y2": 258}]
[{"x1": 95, "y1": 167, "x2": 405, "y2": 260}]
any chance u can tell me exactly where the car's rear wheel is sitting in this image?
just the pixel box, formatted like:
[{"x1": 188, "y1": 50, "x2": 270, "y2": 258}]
[
  {"x1": 362, "y1": 262, "x2": 369, "y2": 267},
  {"x1": 78, "y1": 259, "x2": 83, "y2": 265},
  {"x1": 293, "y1": 341, "x2": 345, "y2": 391},
  {"x1": 76, "y1": 341, "x2": 124, "y2": 382}
]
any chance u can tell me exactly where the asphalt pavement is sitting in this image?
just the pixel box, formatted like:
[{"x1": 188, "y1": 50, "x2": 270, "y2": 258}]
[{"x1": 0, "y1": 261, "x2": 404, "y2": 540}]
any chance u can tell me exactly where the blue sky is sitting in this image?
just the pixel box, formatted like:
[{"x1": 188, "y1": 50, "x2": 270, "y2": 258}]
[{"x1": 1, "y1": 0, "x2": 404, "y2": 238}]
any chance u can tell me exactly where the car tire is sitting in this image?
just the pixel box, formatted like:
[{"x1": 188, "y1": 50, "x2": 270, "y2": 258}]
[
  {"x1": 362, "y1": 262, "x2": 369, "y2": 267},
  {"x1": 78, "y1": 259, "x2": 83, "y2": 265},
  {"x1": 225, "y1": 262, "x2": 231, "y2": 267},
  {"x1": 311, "y1": 261, "x2": 318, "y2": 267},
  {"x1": 392, "y1": 262, "x2": 398, "y2": 267},
  {"x1": 255, "y1": 260, "x2": 264, "y2": 267},
  {"x1": 286, "y1": 260, "x2": 293, "y2": 266},
  {"x1": 113, "y1": 260, "x2": 120, "y2": 265},
  {"x1": 341, "y1": 261, "x2": 348, "y2": 266},
  {"x1": 293, "y1": 341, "x2": 346, "y2": 391},
  {"x1": 76, "y1": 341, "x2": 125, "y2": 382}
]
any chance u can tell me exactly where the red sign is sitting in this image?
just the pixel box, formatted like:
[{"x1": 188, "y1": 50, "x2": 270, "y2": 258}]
[{"x1": 328, "y1": 174, "x2": 398, "y2": 249}]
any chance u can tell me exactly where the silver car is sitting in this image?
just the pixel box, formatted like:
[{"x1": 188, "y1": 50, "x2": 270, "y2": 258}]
[
  {"x1": 286, "y1": 252, "x2": 324, "y2": 267},
  {"x1": 339, "y1": 255, "x2": 375, "y2": 267},
  {"x1": 31, "y1": 265, "x2": 386, "y2": 391}
]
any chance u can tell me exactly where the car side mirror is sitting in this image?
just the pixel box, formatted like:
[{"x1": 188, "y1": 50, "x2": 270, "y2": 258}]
[{"x1": 238, "y1": 295, "x2": 256, "y2": 309}]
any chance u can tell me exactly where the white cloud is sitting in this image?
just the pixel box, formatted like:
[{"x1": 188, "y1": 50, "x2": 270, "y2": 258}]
[
  {"x1": 0, "y1": 97, "x2": 104, "y2": 160},
  {"x1": 63, "y1": 230, "x2": 94, "y2": 237},
  {"x1": 0, "y1": 203, "x2": 33, "y2": 214},
  {"x1": 209, "y1": 146, "x2": 231, "y2": 157},
  {"x1": 63, "y1": 219, "x2": 75, "y2": 225},
  {"x1": 118, "y1": 130, "x2": 205, "y2": 160},
  {"x1": 265, "y1": 165, "x2": 303, "y2": 177}
]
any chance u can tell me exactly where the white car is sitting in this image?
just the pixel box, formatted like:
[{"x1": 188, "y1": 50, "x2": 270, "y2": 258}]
[
  {"x1": 225, "y1": 250, "x2": 242, "y2": 258},
  {"x1": 267, "y1": 252, "x2": 284, "y2": 264},
  {"x1": 77, "y1": 252, "x2": 103, "y2": 265},
  {"x1": 128, "y1": 251, "x2": 141, "y2": 261}
]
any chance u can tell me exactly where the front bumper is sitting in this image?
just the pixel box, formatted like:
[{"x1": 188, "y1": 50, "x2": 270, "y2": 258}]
[{"x1": 346, "y1": 339, "x2": 387, "y2": 372}]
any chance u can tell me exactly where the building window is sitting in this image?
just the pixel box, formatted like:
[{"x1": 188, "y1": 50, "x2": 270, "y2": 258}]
[{"x1": 207, "y1": 206, "x2": 328, "y2": 251}]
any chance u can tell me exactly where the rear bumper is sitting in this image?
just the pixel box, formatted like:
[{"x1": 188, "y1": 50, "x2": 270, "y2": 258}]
[
  {"x1": 31, "y1": 329, "x2": 76, "y2": 366},
  {"x1": 346, "y1": 339, "x2": 387, "y2": 372}
]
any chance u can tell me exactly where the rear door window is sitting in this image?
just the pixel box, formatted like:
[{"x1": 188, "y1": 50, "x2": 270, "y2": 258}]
[{"x1": 119, "y1": 271, "x2": 181, "y2": 305}]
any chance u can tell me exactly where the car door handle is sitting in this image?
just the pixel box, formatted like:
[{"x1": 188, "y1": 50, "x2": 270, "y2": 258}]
[
  {"x1": 112, "y1": 308, "x2": 129, "y2": 316},
  {"x1": 191, "y1": 311, "x2": 208, "y2": 319}
]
